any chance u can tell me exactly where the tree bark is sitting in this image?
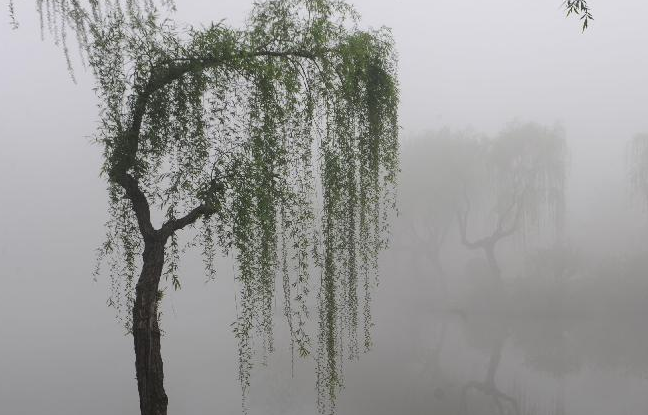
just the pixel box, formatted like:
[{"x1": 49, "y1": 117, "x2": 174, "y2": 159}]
[{"x1": 133, "y1": 238, "x2": 168, "y2": 415}]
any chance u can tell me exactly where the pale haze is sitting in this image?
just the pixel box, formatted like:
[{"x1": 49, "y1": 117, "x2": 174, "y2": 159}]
[{"x1": 2, "y1": 1, "x2": 648, "y2": 414}]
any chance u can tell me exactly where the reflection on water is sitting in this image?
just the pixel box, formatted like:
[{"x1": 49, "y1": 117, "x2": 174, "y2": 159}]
[
  {"x1": 333, "y1": 311, "x2": 648, "y2": 415},
  {"x1": 246, "y1": 249, "x2": 648, "y2": 415},
  {"x1": 247, "y1": 309, "x2": 648, "y2": 415}
]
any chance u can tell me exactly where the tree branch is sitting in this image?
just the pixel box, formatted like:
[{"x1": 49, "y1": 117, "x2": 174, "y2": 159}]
[
  {"x1": 109, "y1": 47, "x2": 330, "y2": 186},
  {"x1": 107, "y1": 46, "x2": 325, "y2": 240},
  {"x1": 456, "y1": 186, "x2": 524, "y2": 254},
  {"x1": 564, "y1": 0, "x2": 593, "y2": 31},
  {"x1": 151, "y1": 48, "x2": 327, "y2": 99},
  {"x1": 160, "y1": 203, "x2": 217, "y2": 239}
]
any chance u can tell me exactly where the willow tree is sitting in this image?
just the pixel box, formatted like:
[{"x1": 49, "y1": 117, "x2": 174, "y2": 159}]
[
  {"x1": 14, "y1": 1, "x2": 399, "y2": 415},
  {"x1": 456, "y1": 122, "x2": 567, "y2": 283}
]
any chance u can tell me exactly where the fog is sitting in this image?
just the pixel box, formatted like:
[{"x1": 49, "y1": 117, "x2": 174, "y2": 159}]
[{"x1": 2, "y1": 1, "x2": 648, "y2": 414}]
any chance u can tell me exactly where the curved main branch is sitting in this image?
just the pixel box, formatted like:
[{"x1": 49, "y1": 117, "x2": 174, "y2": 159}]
[
  {"x1": 110, "y1": 47, "x2": 332, "y2": 239},
  {"x1": 455, "y1": 186, "x2": 526, "y2": 278}
]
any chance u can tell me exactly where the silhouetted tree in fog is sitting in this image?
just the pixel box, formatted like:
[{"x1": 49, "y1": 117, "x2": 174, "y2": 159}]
[{"x1": 456, "y1": 123, "x2": 567, "y2": 284}]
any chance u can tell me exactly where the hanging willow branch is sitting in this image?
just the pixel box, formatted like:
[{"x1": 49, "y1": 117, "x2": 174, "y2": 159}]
[{"x1": 564, "y1": 0, "x2": 593, "y2": 31}]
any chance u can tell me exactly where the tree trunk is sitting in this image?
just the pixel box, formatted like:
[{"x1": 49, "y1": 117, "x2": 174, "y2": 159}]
[
  {"x1": 133, "y1": 238, "x2": 168, "y2": 415},
  {"x1": 485, "y1": 336, "x2": 504, "y2": 387},
  {"x1": 483, "y1": 242, "x2": 501, "y2": 283}
]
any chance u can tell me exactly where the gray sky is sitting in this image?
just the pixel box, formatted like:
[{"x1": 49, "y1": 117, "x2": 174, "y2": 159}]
[{"x1": 2, "y1": 1, "x2": 648, "y2": 414}]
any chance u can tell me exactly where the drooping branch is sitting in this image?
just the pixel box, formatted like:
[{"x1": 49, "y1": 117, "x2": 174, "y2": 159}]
[
  {"x1": 107, "y1": 46, "x2": 336, "y2": 244},
  {"x1": 564, "y1": 0, "x2": 593, "y2": 31},
  {"x1": 108, "y1": 47, "x2": 332, "y2": 184}
]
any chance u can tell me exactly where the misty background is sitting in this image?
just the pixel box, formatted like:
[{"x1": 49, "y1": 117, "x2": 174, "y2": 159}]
[{"x1": 2, "y1": 0, "x2": 648, "y2": 414}]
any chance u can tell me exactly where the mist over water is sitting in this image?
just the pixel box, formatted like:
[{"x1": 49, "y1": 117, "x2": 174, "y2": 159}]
[{"x1": 2, "y1": 1, "x2": 648, "y2": 414}]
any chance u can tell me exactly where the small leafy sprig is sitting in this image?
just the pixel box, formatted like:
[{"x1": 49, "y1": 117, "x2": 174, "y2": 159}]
[
  {"x1": 8, "y1": 0, "x2": 18, "y2": 29},
  {"x1": 565, "y1": 0, "x2": 593, "y2": 31}
]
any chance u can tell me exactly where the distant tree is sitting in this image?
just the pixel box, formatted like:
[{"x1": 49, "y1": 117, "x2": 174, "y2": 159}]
[
  {"x1": 627, "y1": 133, "x2": 648, "y2": 210},
  {"x1": 456, "y1": 123, "x2": 567, "y2": 283},
  {"x1": 396, "y1": 130, "x2": 483, "y2": 291},
  {"x1": 10, "y1": 1, "x2": 399, "y2": 415}
]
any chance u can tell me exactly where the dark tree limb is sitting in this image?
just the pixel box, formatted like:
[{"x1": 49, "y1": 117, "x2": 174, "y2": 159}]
[
  {"x1": 108, "y1": 47, "x2": 321, "y2": 241},
  {"x1": 455, "y1": 185, "x2": 526, "y2": 278},
  {"x1": 160, "y1": 203, "x2": 217, "y2": 239}
]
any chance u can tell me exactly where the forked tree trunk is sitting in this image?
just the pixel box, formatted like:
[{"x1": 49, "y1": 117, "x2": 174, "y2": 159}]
[{"x1": 133, "y1": 238, "x2": 168, "y2": 415}]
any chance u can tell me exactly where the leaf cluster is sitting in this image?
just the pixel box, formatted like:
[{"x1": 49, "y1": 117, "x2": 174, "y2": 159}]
[{"x1": 565, "y1": 0, "x2": 593, "y2": 31}]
